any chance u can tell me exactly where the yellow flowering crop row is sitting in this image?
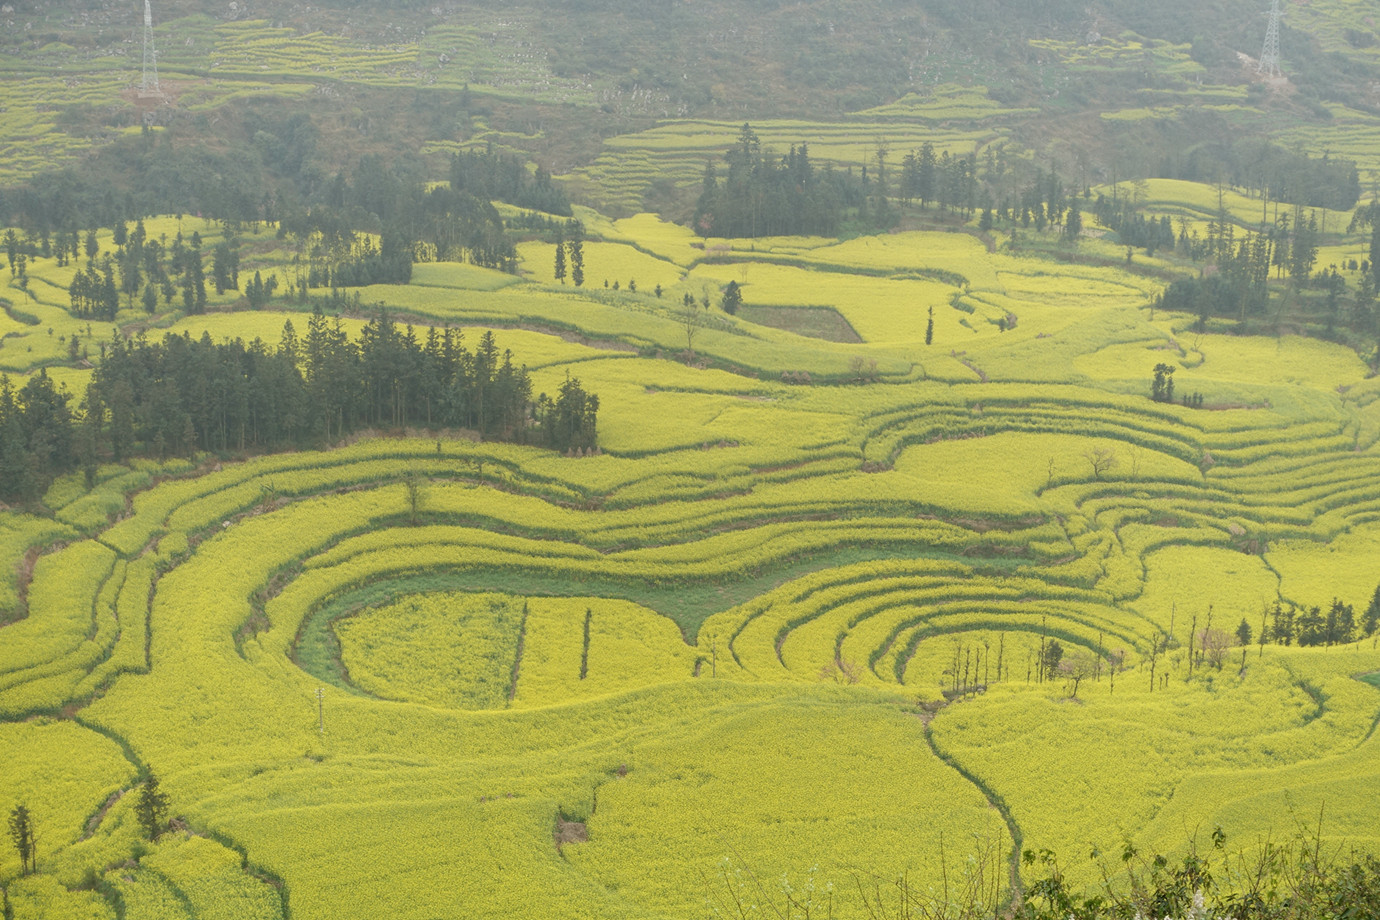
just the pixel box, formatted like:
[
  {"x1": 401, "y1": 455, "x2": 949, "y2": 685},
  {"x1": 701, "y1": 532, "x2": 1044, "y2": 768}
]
[
  {"x1": 0, "y1": 543, "x2": 117, "y2": 717},
  {"x1": 516, "y1": 241, "x2": 685, "y2": 290},
  {"x1": 933, "y1": 643, "x2": 1380, "y2": 886},
  {"x1": 108, "y1": 868, "x2": 192, "y2": 920},
  {"x1": 0, "y1": 719, "x2": 135, "y2": 880},
  {"x1": 5, "y1": 875, "x2": 113, "y2": 920},
  {"x1": 142, "y1": 834, "x2": 283, "y2": 920}
]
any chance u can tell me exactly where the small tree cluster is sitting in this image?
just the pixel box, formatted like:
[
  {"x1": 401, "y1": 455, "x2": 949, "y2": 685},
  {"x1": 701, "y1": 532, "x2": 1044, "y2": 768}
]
[
  {"x1": 244, "y1": 270, "x2": 279, "y2": 310},
  {"x1": 708, "y1": 826, "x2": 1380, "y2": 919},
  {"x1": 1150, "y1": 363, "x2": 1176, "y2": 403},
  {"x1": 1263, "y1": 591, "x2": 1379, "y2": 647},
  {"x1": 534, "y1": 374, "x2": 599, "y2": 453},
  {"x1": 552, "y1": 219, "x2": 585, "y2": 286},
  {"x1": 1018, "y1": 826, "x2": 1380, "y2": 920},
  {"x1": 1057, "y1": 649, "x2": 1098, "y2": 699},
  {"x1": 0, "y1": 370, "x2": 75, "y2": 504},
  {"x1": 944, "y1": 638, "x2": 1004, "y2": 698}
]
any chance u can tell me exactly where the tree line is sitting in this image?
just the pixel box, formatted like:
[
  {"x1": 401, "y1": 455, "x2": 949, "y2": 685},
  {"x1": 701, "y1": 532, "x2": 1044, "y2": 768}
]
[
  {"x1": 1262, "y1": 589, "x2": 1380, "y2": 648},
  {"x1": 0, "y1": 107, "x2": 570, "y2": 231},
  {"x1": 447, "y1": 149, "x2": 572, "y2": 218},
  {"x1": 1151, "y1": 205, "x2": 1380, "y2": 341},
  {"x1": 0, "y1": 309, "x2": 600, "y2": 505},
  {"x1": 690, "y1": 128, "x2": 1068, "y2": 238},
  {"x1": 279, "y1": 149, "x2": 584, "y2": 282},
  {"x1": 4, "y1": 130, "x2": 568, "y2": 295},
  {"x1": 1154, "y1": 139, "x2": 1363, "y2": 213},
  {"x1": 692, "y1": 124, "x2": 867, "y2": 237},
  {"x1": 275, "y1": 153, "x2": 518, "y2": 280},
  {"x1": 1139, "y1": 590, "x2": 1380, "y2": 690},
  {"x1": 688, "y1": 127, "x2": 1119, "y2": 240},
  {"x1": 897, "y1": 143, "x2": 989, "y2": 218},
  {"x1": 257, "y1": 147, "x2": 579, "y2": 282}
]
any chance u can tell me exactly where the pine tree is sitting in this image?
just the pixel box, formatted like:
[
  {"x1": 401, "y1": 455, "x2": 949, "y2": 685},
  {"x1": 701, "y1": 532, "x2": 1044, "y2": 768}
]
[
  {"x1": 212, "y1": 241, "x2": 236, "y2": 294},
  {"x1": 1370, "y1": 220, "x2": 1380, "y2": 283},
  {"x1": 569, "y1": 238, "x2": 584, "y2": 288},
  {"x1": 79, "y1": 382, "x2": 103, "y2": 489},
  {"x1": 721, "y1": 280, "x2": 742, "y2": 315},
  {"x1": 0, "y1": 379, "x2": 30, "y2": 504},
  {"x1": 553, "y1": 232, "x2": 567, "y2": 284},
  {"x1": 1064, "y1": 199, "x2": 1083, "y2": 241},
  {"x1": 1364, "y1": 584, "x2": 1380, "y2": 637},
  {"x1": 189, "y1": 254, "x2": 207, "y2": 313},
  {"x1": 925, "y1": 305, "x2": 934, "y2": 346},
  {"x1": 8, "y1": 804, "x2": 35, "y2": 875},
  {"x1": 136, "y1": 771, "x2": 171, "y2": 841},
  {"x1": 1290, "y1": 211, "x2": 1320, "y2": 284},
  {"x1": 1041, "y1": 640, "x2": 1064, "y2": 678},
  {"x1": 917, "y1": 142, "x2": 936, "y2": 208},
  {"x1": 101, "y1": 262, "x2": 118, "y2": 320}
]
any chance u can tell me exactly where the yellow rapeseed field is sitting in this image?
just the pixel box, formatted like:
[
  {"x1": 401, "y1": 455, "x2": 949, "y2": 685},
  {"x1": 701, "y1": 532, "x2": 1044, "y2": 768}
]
[{"x1": 3, "y1": 192, "x2": 1380, "y2": 919}]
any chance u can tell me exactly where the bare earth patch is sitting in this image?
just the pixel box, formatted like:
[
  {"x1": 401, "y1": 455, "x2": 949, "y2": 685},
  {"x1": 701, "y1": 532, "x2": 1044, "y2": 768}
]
[
  {"x1": 83, "y1": 788, "x2": 128, "y2": 841},
  {"x1": 554, "y1": 818, "x2": 589, "y2": 851}
]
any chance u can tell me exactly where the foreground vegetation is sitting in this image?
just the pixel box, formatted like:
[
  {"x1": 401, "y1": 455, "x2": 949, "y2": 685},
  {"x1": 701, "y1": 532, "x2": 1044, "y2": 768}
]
[{"x1": 707, "y1": 827, "x2": 1380, "y2": 919}]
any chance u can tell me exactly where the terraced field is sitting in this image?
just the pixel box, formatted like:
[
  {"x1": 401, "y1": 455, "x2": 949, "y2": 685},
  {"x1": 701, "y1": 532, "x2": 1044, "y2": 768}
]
[
  {"x1": 4, "y1": 202, "x2": 1380, "y2": 918},
  {"x1": 2, "y1": 0, "x2": 1380, "y2": 908},
  {"x1": 570, "y1": 112, "x2": 999, "y2": 214},
  {"x1": 0, "y1": 10, "x2": 603, "y2": 185}
]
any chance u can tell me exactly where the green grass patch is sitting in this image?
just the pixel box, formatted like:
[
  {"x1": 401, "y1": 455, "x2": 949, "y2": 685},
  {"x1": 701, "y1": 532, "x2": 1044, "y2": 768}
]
[
  {"x1": 738, "y1": 304, "x2": 863, "y2": 343},
  {"x1": 292, "y1": 542, "x2": 998, "y2": 692}
]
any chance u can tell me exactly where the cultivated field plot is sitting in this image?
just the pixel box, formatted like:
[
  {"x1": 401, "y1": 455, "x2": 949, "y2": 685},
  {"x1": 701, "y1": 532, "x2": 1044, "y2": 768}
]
[
  {"x1": 575, "y1": 119, "x2": 995, "y2": 214},
  {"x1": 0, "y1": 8, "x2": 599, "y2": 187},
  {"x1": 4, "y1": 206, "x2": 1380, "y2": 919},
  {"x1": 1276, "y1": 106, "x2": 1380, "y2": 190},
  {"x1": 1029, "y1": 36, "x2": 1209, "y2": 78}
]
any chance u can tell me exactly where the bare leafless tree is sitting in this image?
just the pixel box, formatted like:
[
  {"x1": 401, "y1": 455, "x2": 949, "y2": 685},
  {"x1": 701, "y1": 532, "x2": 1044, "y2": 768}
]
[
  {"x1": 678, "y1": 295, "x2": 701, "y2": 363},
  {"x1": 1083, "y1": 446, "x2": 1118, "y2": 480},
  {"x1": 1059, "y1": 649, "x2": 1099, "y2": 699}
]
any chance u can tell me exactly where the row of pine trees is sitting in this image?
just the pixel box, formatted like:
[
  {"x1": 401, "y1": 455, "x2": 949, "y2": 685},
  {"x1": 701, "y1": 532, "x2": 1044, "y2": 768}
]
[{"x1": 0, "y1": 308, "x2": 599, "y2": 504}]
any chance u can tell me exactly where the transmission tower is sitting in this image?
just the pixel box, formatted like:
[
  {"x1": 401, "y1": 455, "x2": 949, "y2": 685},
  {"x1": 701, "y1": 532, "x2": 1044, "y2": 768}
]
[
  {"x1": 1257, "y1": 0, "x2": 1283, "y2": 79},
  {"x1": 139, "y1": 0, "x2": 164, "y2": 99}
]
